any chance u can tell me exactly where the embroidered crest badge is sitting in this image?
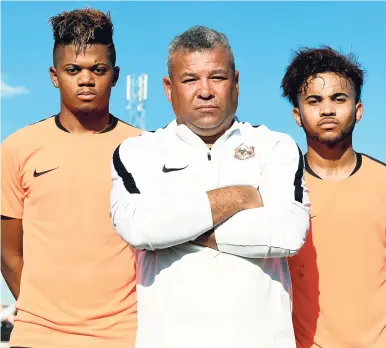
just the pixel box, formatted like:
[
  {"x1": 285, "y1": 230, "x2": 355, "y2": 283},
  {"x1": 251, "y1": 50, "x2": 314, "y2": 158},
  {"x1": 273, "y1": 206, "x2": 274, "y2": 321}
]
[{"x1": 234, "y1": 143, "x2": 255, "y2": 160}]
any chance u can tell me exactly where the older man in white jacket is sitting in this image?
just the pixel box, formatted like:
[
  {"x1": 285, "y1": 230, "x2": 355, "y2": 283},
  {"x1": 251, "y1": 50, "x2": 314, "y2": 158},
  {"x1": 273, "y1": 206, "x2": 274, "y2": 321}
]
[{"x1": 110, "y1": 26, "x2": 310, "y2": 348}]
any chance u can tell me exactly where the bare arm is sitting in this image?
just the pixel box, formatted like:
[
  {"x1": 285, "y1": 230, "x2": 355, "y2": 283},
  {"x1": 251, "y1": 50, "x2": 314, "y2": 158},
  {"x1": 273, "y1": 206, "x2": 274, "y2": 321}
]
[
  {"x1": 194, "y1": 188, "x2": 264, "y2": 249},
  {"x1": 1, "y1": 216, "x2": 23, "y2": 299},
  {"x1": 207, "y1": 185, "x2": 263, "y2": 226}
]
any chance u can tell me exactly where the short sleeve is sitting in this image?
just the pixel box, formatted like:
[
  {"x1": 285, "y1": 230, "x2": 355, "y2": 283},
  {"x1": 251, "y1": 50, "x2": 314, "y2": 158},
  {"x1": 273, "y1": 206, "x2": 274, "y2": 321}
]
[{"x1": 1, "y1": 137, "x2": 24, "y2": 219}]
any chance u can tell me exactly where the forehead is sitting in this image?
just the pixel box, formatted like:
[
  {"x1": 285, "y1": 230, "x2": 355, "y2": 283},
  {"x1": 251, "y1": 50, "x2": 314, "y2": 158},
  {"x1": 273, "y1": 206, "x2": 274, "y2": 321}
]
[
  {"x1": 55, "y1": 44, "x2": 110, "y2": 66},
  {"x1": 171, "y1": 48, "x2": 232, "y2": 74},
  {"x1": 304, "y1": 73, "x2": 355, "y2": 96}
]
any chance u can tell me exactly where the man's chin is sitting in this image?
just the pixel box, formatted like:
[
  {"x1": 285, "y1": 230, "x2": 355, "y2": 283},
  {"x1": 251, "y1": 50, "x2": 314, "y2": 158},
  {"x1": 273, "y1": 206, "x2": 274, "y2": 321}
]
[
  {"x1": 190, "y1": 123, "x2": 226, "y2": 137},
  {"x1": 74, "y1": 104, "x2": 99, "y2": 115},
  {"x1": 314, "y1": 133, "x2": 350, "y2": 147},
  {"x1": 190, "y1": 117, "x2": 233, "y2": 135}
]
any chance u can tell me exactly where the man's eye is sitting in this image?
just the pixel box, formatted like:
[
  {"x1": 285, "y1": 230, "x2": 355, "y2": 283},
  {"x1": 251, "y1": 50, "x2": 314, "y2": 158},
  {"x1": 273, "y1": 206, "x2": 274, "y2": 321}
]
[
  {"x1": 308, "y1": 100, "x2": 318, "y2": 105},
  {"x1": 182, "y1": 78, "x2": 196, "y2": 83},
  {"x1": 335, "y1": 98, "x2": 346, "y2": 103},
  {"x1": 94, "y1": 68, "x2": 106, "y2": 75},
  {"x1": 211, "y1": 76, "x2": 226, "y2": 80},
  {"x1": 66, "y1": 68, "x2": 77, "y2": 74}
]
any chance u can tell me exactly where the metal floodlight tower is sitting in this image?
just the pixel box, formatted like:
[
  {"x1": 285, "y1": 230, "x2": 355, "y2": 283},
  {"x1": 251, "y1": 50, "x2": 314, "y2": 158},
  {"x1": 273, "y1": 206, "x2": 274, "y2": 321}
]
[{"x1": 126, "y1": 73, "x2": 148, "y2": 129}]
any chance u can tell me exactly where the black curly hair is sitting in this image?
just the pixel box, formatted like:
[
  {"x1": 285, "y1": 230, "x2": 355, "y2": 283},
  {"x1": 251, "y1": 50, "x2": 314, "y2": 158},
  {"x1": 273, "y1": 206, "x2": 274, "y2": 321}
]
[
  {"x1": 49, "y1": 7, "x2": 116, "y2": 66},
  {"x1": 281, "y1": 46, "x2": 364, "y2": 107}
]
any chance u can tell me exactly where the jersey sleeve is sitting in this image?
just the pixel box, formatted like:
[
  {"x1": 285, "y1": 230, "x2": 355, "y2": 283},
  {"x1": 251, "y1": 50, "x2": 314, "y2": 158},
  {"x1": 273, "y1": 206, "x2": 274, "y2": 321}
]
[
  {"x1": 214, "y1": 134, "x2": 310, "y2": 258},
  {"x1": 1, "y1": 136, "x2": 24, "y2": 219},
  {"x1": 110, "y1": 140, "x2": 213, "y2": 250}
]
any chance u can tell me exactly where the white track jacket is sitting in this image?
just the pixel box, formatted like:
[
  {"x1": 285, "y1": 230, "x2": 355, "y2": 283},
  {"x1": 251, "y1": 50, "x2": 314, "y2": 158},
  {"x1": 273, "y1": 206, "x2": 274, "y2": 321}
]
[{"x1": 111, "y1": 119, "x2": 310, "y2": 348}]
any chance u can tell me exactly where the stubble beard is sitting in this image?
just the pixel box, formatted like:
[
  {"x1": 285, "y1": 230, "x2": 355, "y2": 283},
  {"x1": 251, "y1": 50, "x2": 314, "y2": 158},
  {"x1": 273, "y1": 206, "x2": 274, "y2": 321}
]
[{"x1": 303, "y1": 116, "x2": 356, "y2": 149}]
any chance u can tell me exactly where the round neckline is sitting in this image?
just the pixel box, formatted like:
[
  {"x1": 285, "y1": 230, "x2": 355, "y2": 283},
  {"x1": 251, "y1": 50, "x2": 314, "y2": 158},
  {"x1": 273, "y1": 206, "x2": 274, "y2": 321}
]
[
  {"x1": 305, "y1": 152, "x2": 362, "y2": 181},
  {"x1": 55, "y1": 114, "x2": 118, "y2": 134}
]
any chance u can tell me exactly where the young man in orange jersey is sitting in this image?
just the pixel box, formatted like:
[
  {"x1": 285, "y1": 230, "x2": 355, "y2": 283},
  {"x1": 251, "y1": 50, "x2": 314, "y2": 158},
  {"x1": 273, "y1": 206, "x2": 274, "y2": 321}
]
[
  {"x1": 1, "y1": 8, "x2": 141, "y2": 348},
  {"x1": 282, "y1": 47, "x2": 386, "y2": 347}
]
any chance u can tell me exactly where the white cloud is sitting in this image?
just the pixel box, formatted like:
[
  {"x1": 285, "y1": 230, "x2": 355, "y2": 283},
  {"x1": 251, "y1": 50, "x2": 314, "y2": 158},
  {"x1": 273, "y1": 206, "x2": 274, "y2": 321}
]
[{"x1": 1, "y1": 78, "x2": 29, "y2": 98}]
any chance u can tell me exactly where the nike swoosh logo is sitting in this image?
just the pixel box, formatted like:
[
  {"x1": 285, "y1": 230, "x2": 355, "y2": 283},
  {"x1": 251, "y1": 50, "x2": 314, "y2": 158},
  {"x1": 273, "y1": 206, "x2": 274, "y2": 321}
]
[
  {"x1": 33, "y1": 167, "x2": 59, "y2": 177},
  {"x1": 162, "y1": 165, "x2": 188, "y2": 173}
]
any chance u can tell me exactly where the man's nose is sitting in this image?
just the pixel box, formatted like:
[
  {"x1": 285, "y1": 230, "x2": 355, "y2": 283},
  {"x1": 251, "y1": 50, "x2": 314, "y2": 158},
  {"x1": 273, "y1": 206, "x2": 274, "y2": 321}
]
[
  {"x1": 77, "y1": 70, "x2": 95, "y2": 86},
  {"x1": 320, "y1": 100, "x2": 336, "y2": 117},
  {"x1": 197, "y1": 79, "x2": 214, "y2": 100}
]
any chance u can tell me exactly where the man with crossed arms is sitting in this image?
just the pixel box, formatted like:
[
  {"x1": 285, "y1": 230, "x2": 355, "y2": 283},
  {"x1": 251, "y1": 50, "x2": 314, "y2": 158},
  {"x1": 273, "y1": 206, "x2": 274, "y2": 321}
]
[{"x1": 110, "y1": 26, "x2": 310, "y2": 348}]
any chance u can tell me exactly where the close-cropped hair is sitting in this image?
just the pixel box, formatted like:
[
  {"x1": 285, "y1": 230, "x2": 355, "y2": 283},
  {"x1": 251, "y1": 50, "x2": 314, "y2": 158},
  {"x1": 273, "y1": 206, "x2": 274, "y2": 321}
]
[
  {"x1": 281, "y1": 46, "x2": 364, "y2": 107},
  {"x1": 167, "y1": 25, "x2": 235, "y2": 77},
  {"x1": 49, "y1": 7, "x2": 116, "y2": 66}
]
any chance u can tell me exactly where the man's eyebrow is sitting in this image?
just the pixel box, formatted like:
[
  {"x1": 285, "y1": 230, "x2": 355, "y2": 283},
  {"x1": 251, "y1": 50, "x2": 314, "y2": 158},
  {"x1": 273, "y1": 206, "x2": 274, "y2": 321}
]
[
  {"x1": 63, "y1": 63, "x2": 80, "y2": 68},
  {"x1": 305, "y1": 94, "x2": 322, "y2": 101},
  {"x1": 63, "y1": 62, "x2": 108, "y2": 68},
  {"x1": 180, "y1": 72, "x2": 198, "y2": 79},
  {"x1": 210, "y1": 69, "x2": 229, "y2": 75},
  {"x1": 331, "y1": 92, "x2": 349, "y2": 98}
]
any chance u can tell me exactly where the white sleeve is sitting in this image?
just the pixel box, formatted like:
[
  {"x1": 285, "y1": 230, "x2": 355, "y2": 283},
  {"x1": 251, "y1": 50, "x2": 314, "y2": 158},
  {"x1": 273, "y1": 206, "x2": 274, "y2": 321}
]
[
  {"x1": 214, "y1": 135, "x2": 310, "y2": 258},
  {"x1": 110, "y1": 142, "x2": 213, "y2": 250}
]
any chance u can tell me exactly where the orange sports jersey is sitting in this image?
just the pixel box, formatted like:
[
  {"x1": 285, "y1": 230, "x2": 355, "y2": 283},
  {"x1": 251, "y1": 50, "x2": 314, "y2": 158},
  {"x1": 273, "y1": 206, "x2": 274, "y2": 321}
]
[
  {"x1": 289, "y1": 153, "x2": 386, "y2": 348},
  {"x1": 1, "y1": 115, "x2": 142, "y2": 348}
]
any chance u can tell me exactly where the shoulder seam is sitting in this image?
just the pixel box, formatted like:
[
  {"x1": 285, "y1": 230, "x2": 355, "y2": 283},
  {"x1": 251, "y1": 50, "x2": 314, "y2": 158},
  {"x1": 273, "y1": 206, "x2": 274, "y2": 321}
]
[
  {"x1": 28, "y1": 115, "x2": 56, "y2": 127},
  {"x1": 116, "y1": 118, "x2": 140, "y2": 129},
  {"x1": 361, "y1": 153, "x2": 386, "y2": 168}
]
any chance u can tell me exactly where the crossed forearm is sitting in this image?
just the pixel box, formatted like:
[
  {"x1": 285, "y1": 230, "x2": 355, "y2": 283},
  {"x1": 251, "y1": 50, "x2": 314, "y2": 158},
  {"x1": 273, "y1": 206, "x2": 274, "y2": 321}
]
[
  {"x1": 208, "y1": 185, "x2": 262, "y2": 226},
  {"x1": 193, "y1": 185, "x2": 263, "y2": 249}
]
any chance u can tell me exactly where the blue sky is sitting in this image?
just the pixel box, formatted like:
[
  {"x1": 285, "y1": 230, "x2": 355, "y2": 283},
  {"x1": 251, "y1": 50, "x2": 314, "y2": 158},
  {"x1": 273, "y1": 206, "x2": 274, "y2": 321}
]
[{"x1": 1, "y1": 1, "x2": 386, "y2": 303}]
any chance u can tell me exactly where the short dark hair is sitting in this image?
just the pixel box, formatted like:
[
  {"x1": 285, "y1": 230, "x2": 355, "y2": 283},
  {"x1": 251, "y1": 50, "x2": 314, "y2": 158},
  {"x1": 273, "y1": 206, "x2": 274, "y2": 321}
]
[
  {"x1": 49, "y1": 7, "x2": 116, "y2": 66},
  {"x1": 167, "y1": 26, "x2": 235, "y2": 77},
  {"x1": 281, "y1": 46, "x2": 364, "y2": 107}
]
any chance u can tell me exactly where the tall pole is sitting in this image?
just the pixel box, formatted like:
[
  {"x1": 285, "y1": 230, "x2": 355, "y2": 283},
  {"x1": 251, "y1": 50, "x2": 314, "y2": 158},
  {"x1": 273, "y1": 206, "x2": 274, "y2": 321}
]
[{"x1": 126, "y1": 73, "x2": 148, "y2": 129}]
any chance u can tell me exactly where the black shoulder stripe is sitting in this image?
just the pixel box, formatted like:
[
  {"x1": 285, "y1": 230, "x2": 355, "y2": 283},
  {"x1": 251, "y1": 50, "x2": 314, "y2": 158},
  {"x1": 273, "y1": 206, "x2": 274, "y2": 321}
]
[
  {"x1": 28, "y1": 115, "x2": 55, "y2": 126},
  {"x1": 252, "y1": 125, "x2": 261, "y2": 128},
  {"x1": 294, "y1": 146, "x2": 304, "y2": 203},
  {"x1": 361, "y1": 153, "x2": 386, "y2": 167},
  {"x1": 113, "y1": 145, "x2": 140, "y2": 194}
]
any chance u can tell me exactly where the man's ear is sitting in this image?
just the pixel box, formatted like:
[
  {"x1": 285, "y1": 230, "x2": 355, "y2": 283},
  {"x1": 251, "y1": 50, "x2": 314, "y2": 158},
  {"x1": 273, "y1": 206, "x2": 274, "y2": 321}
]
[
  {"x1": 234, "y1": 70, "x2": 239, "y2": 95},
  {"x1": 49, "y1": 66, "x2": 59, "y2": 88},
  {"x1": 112, "y1": 66, "x2": 120, "y2": 87},
  {"x1": 163, "y1": 76, "x2": 172, "y2": 102},
  {"x1": 355, "y1": 102, "x2": 363, "y2": 123},
  {"x1": 293, "y1": 107, "x2": 302, "y2": 127}
]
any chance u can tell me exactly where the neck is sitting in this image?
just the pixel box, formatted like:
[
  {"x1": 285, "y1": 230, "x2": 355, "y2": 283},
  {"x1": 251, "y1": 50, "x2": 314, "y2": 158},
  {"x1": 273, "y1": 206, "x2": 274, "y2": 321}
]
[
  {"x1": 306, "y1": 136, "x2": 357, "y2": 180},
  {"x1": 199, "y1": 118, "x2": 235, "y2": 149},
  {"x1": 200, "y1": 132, "x2": 225, "y2": 149},
  {"x1": 58, "y1": 105, "x2": 111, "y2": 134}
]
